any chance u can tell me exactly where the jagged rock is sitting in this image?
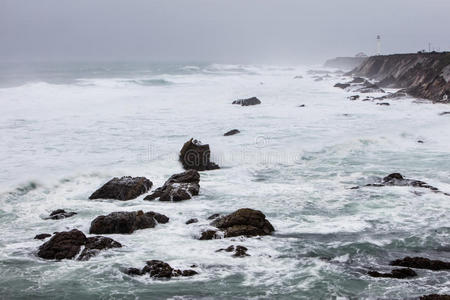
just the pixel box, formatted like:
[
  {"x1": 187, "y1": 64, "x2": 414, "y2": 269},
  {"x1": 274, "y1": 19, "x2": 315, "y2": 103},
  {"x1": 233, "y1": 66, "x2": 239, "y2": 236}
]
[
  {"x1": 89, "y1": 176, "x2": 152, "y2": 200},
  {"x1": 348, "y1": 95, "x2": 360, "y2": 100},
  {"x1": 185, "y1": 218, "x2": 198, "y2": 225},
  {"x1": 126, "y1": 260, "x2": 198, "y2": 278},
  {"x1": 376, "y1": 102, "x2": 390, "y2": 106},
  {"x1": 216, "y1": 245, "x2": 235, "y2": 252},
  {"x1": 37, "y1": 229, "x2": 122, "y2": 261},
  {"x1": 368, "y1": 268, "x2": 417, "y2": 279},
  {"x1": 390, "y1": 256, "x2": 450, "y2": 271},
  {"x1": 224, "y1": 129, "x2": 240, "y2": 136},
  {"x1": 211, "y1": 208, "x2": 275, "y2": 238},
  {"x1": 199, "y1": 230, "x2": 219, "y2": 240},
  {"x1": 89, "y1": 210, "x2": 169, "y2": 234},
  {"x1": 144, "y1": 170, "x2": 200, "y2": 201},
  {"x1": 44, "y1": 209, "x2": 77, "y2": 220},
  {"x1": 420, "y1": 295, "x2": 450, "y2": 300},
  {"x1": 334, "y1": 83, "x2": 350, "y2": 89},
  {"x1": 232, "y1": 97, "x2": 261, "y2": 106},
  {"x1": 34, "y1": 233, "x2": 51, "y2": 240},
  {"x1": 207, "y1": 213, "x2": 220, "y2": 220},
  {"x1": 216, "y1": 245, "x2": 250, "y2": 257},
  {"x1": 179, "y1": 139, "x2": 220, "y2": 171},
  {"x1": 364, "y1": 173, "x2": 448, "y2": 195},
  {"x1": 355, "y1": 83, "x2": 385, "y2": 93}
]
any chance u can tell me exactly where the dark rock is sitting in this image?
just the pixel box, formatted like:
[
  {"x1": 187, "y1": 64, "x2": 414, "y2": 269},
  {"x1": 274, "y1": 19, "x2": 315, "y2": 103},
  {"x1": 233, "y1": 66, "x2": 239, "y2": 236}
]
[
  {"x1": 34, "y1": 233, "x2": 51, "y2": 240},
  {"x1": 126, "y1": 260, "x2": 198, "y2": 278},
  {"x1": 179, "y1": 139, "x2": 220, "y2": 171},
  {"x1": 216, "y1": 245, "x2": 235, "y2": 252},
  {"x1": 348, "y1": 95, "x2": 360, "y2": 100},
  {"x1": 376, "y1": 102, "x2": 390, "y2": 106},
  {"x1": 355, "y1": 85, "x2": 385, "y2": 93},
  {"x1": 78, "y1": 236, "x2": 122, "y2": 261},
  {"x1": 294, "y1": 75, "x2": 303, "y2": 79},
  {"x1": 368, "y1": 268, "x2": 417, "y2": 279},
  {"x1": 224, "y1": 129, "x2": 240, "y2": 136},
  {"x1": 211, "y1": 208, "x2": 275, "y2": 238},
  {"x1": 298, "y1": 104, "x2": 306, "y2": 107},
  {"x1": 233, "y1": 245, "x2": 250, "y2": 257},
  {"x1": 420, "y1": 295, "x2": 450, "y2": 300},
  {"x1": 144, "y1": 169, "x2": 200, "y2": 201},
  {"x1": 185, "y1": 218, "x2": 198, "y2": 225},
  {"x1": 89, "y1": 210, "x2": 169, "y2": 234},
  {"x1": 199, "y1": 230, "x2": 219, "y2": 240},
  {"x1": 89, "y1": 176, "x2": 152, "y2": 200},
  {"x1": 232, "y1": 97, "x2": 261, "y2": 106},
  {"x1": 45, "y1": 209, "x2": 77, "y2": 220},
  {"x1": 364, "y1": 173, "x2": 447, "y2": 194},
  {"x1": 207, "y1": 213, "x2": 220, "y2": 220},
  {"x1": 390, "y1": 256, "x2": 450, "y2": 271},
  {"x1": 439, "y1": 112, "x2": 450, "y2": 116},
  {"x1": 37, "y1": 229, "x2": 86, "y2": 260},
  {"x1": 334, "y1": 83, "x2": 350, "y2": 89},
  {"x1": 373, "y1": 89, "x2": 407, "y2": 100},
  {"x1": 350, "y1": 77, "x2": 366, "y2": 84},
  {"x1": 417, "y1": 140, "x2": 424, "y2": 143}
]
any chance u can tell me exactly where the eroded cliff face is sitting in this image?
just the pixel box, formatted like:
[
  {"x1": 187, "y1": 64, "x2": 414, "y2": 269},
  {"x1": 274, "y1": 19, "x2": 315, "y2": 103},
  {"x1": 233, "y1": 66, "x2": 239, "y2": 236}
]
[{"x1": 351, "y1": 52, "x2": 450, "y2": 102}]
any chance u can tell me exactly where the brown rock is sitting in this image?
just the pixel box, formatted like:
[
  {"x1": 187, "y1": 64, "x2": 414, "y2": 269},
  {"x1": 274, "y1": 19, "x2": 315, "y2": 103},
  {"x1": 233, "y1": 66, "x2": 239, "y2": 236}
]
[
  {"x1": 179, "y1": 139, "x2": 220, "y2": 171},
  {"x1": 89, "y1": 211, "x2": 169, "y2": 234},
  {"x1": 89, "y1": 176, "x2": 152, "y2": 200}
]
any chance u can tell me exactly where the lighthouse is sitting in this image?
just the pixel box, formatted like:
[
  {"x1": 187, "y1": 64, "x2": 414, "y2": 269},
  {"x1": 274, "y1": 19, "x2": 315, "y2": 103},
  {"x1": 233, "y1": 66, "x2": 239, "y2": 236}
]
[{"x1": 377, "y1": 35, "x2": 381, "y2": 55}]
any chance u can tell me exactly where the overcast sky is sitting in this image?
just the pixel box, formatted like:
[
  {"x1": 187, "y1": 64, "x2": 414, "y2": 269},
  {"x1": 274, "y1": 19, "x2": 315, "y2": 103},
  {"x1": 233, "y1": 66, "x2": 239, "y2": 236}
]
[{"x1": 1, "y1": 0, "x2": 449, "y2": 64}]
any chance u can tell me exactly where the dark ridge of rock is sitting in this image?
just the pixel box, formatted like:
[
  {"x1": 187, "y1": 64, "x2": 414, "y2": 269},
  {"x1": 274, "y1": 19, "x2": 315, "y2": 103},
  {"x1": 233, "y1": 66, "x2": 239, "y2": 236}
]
[
  {"x1": 211, "y1": 208, "x2": 275, "y2": 238},
  {"x1": 216, "y1": 245, "x2": 235, "y2": 252},
  {"x1": 37, "y1": 229, "x2": 122, "y2": 261},
  {"x1": 376, "y1": 102, "x2": 390, "y2": 106},
  {"x1": 34, "y1": 233, "x2": 51, "y2": 240},
  {"x1": 37, "y1": 229, "x2": 86, "y2": 260},
  {"x1": 348, "y1": 95, "x2": 360, "y2": 101},
  {"x1": 373, "y1": 89, "x2": 408, "y2": 101},
  {"x1": 89, "y1": 176, "x2": 152, "y2": 201},
  {"x1": 417, "y1": 140, "x2": 424, "y2": 144},
  {"x1": 232, "y1": 97, "x2": 261, "y2": 106},
  {"x1": 334, "y1": 83, "x2": 350, "y2": 89},
  {"x1": 89, "y1": 210, "x2": 169, "y2": 234},
  {"x1": 298, "y1": 104, "x2": 306, "y2": 107},
  {"x1": 179, "y1": 138, "x2": 220, "y2": 171},
  {"x1": 294, "y1": 75, "x2": 303, "y2": 79},
  {"x1": 439, "y1": 112, "x2": 450, "y2": 116},
  {"x1": 78, "y1": 236, "x2": 122, "y2": 261},
  {"x1": 185, "y1": 218, "x2": 198, "y2": 225},
  {"x1": 224, "y1": 129, "x2": 240, "y2": 136},
  {"x1": 324, "y1": 57, "x2": 368, "y2": 70},
  {"x1": 216, "y1": 245, "x2": 250, "y2": 257},
  {"x1": 126, "y1": 260, "x2": 198, "y2": 278},
  {"x1": 199, "y1": 230, "x2": 219, "y2": 240},
  {"x1": 45, "y1": 209, "x2": 77, "y2": 220},
  {"x1": 420, "y1": 295, "x2": 450, "y2": 300},
  {"x1": 350, "y1": 77, "x2": 366, "y2": 84},
  {"x1": 350, "y1": 52, "x2": 450, "y2": 102},
  {"x1": 207, "y1": 213, "x2": 220, "y2": 220},
  {"x1": 390, "y1": 256, "x2": 450, "y2": 271},
  {"x1": 144, "y1": 169, "x2": 200, "y2": 201},
  {"x1": 367, "y1": 268, "x2": 417, "y2": 279},
  {"x1": 355, "y1": 83, "x2": 385, "y2": 93}
]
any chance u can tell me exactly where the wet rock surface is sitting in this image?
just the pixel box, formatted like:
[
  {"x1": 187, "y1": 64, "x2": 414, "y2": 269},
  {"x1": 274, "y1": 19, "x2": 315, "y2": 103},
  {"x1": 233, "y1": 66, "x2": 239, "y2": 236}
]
[
  {"x1": 390, "y1": 256, "x2": 450, "y2": 271},
  {"x1": 216, "y1": 245, "x2": 250, "y2": 257},
  {"x1": 368, "y1": 268, "x2": 417, "y2": 279},
  {"x1": 224, "y1": 129, "x2": 240, "y2": 136},
  {"x1": 420, "y1": 295, "x2": 450, "y2": 300},
  {"x1": 37, "y1": 229, "x2": 121, "y2": 260},
  {"x1": 45, "y1": 209, "x2": 77, "y2": 220},
  {"x1": 185, "y1": 218, "x2": 198, "y2": 225},
  {"x1": 199, "y1": 230, "x2": 219, "y2": 240},
  {"x1": 34, "y1": 233, "x2": 51, "y2": 240},
  {"x1": 125, "y1": 260, "x2": 198, "y2": 278},
  {"x1": 89, "y1": 176, "x2": 152, "y2": 201},
  {"x1": 89, "y1": 210, "x2": 169, "y2": 234},
  {"x1": 232, "y1": 97, "x2": 261, "y2": 106},
  {"x1": 179, "y1": 139, "x2": 220, "y2": 171},
  {"x1": 144, "y1": 170, "x2": 200, "y2": 201}
]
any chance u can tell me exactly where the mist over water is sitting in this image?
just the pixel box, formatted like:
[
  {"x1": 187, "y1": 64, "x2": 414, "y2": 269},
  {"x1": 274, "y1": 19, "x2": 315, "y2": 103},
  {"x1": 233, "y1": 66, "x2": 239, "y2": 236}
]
[{"x1": 0, "y1": 63, "x2": 449, "y2": 299}]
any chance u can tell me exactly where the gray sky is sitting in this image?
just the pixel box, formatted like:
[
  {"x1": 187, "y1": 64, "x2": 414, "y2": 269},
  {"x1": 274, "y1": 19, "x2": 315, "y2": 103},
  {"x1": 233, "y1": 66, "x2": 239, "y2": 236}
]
[{"x1": 1, "y1": 0, "x2": 449, "y2": 64}]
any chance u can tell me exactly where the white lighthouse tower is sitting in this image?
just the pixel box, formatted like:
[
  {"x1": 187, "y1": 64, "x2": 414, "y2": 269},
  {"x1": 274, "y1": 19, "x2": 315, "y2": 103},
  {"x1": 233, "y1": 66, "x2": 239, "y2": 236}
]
[{"x1": 377, "y1": 35, "x2": 381, "y2": 55}]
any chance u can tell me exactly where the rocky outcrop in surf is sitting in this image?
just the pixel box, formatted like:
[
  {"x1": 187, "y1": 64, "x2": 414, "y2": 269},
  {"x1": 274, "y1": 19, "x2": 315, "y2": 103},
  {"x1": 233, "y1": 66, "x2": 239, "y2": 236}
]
[
  {"x1": 350, "y1": 52, "x2": 450, "y2": 102},
  {"x1": 390, "y1": 256, "x2": 450, "y2": 271},
  {"x1": 179, "y1": 139, "x2": 220, "y2": 171},
  {"x1": 216, "y1": 245, "x2": 250, "y2": 257},
  {"x1": 89, "y1": 210, "x2": 169, "y2": 234},
  {"x1": 232, "y1": 97, "x2": 261, "y2": 106},
  {"x1": 37, "y1": 229, "x2": 121, "y2": 260},
  {"x1": 224, "y1": 129, "x2": 240, "y2": 136},
  {"x1": 125, "y1": 260, "x2": 198, "y2": 278},
  {"x1": 368, "y1": 268, "x2": 417, "y2": 279},
  {"x1": 144, "y1": 169, "x2": 200, "y2": 201},
  {"x1": 44, "y1": 209, "x2": 77, "y2": 220},
  {"x1": 89, "y1": 176, "x2": 152, "y2": 200}
]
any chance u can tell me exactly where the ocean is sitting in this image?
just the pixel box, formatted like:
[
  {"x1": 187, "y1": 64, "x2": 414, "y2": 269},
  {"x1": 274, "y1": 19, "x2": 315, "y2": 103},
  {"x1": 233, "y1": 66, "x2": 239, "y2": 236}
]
[{"x1": 0, "y1": 62, "x2": 449, "y2": 299}]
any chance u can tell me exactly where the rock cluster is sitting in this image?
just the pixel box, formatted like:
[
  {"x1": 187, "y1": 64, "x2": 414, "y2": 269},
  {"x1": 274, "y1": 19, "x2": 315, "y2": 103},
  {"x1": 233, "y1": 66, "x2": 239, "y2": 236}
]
[
  {"x1": 89, "y1": 176, "x2": 152, "y2": 200},
  {"x1": 368, "y1": 268, "x2": 417, "y2": 279},
  {"x1": 44, "y1": 209, "x2": 77, "y2": 220},
  {"x1": 216, "y1": 245, "x2": 250, "y2": 257},
  {"x1": 144, "y1": 170, "x2": 200, "y2": 201},
  {"x1": 125, "y1": 260, "x2": 198, "y2": 278}
]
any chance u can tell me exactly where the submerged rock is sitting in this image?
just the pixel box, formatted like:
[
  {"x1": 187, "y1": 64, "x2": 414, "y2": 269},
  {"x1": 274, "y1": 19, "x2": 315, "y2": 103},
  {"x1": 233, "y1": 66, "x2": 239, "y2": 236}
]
[
  {"x1": 144, "y1": 169, "x2": 200, "y2": 201},
  {"x1": 201, "y1": 208, "x2": 275, "y2": 239},
  {"x1": 185, "y1": 218, "x2": 198, "y2": 225},
  {"x1": 348, "y1": 95, "x2": 360, "y2": 101},
  {"x1": 439, "y1": 112, "x2": 450, "y2": 116},
  {"x1": 199, "y1": 230, "x2": 220, "y2": 240},
  {"x1": 179, "y1": 139, "x2": 220, "y2": 171},
  {"x1": 334, "y1": 83, "x2": 350, "y2": 89},
  {"x1": 368, "y1": 268, "x2": 417, "y2": 279},
  {"x1": 125, "y1": 260, "x2": 198, "y2": 278},
  {"x1": 37, "y1": 229, "x2": 121, "y2": 260},
  {"x1": 390, "y1": 256, "x2": 450, "y2": 271},
  {"x1": 34, "y1": 233, "x2": 51, "y2": 240},
  {"x1": 376, "y1": 102, "x2": 390, "y2": 106},
  {"x1": 44, "y1": 209, "x2": 77, "y2": 220},
  {"x1": 232, "y1": 97, "x2": 261, "y2": 106},
  {"x1": 224, "y1": 129, "x2": 240, "y2": 136},
  {"x1": 89, "y1": 176, "x2": 152, "y2": 201},
  {"x1": 89, "y1": 210, "x2": 169, "y2": 234},
  {"x1": 207, "y1": 213, "x2": 221, "y2": 220},
  {"x1": 215, "y1": 245, "x2": 250, "y2": 257}
]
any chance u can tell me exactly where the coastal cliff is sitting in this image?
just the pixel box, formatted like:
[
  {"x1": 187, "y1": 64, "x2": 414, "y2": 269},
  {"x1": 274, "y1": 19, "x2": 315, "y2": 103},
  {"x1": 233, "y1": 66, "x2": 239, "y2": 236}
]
[
  {"x1": 324, "y1": 56, "x2": 368, "y2": 70},
  {"x1": 350, "y1": 52, "x2": 450, "y2": 102}
]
